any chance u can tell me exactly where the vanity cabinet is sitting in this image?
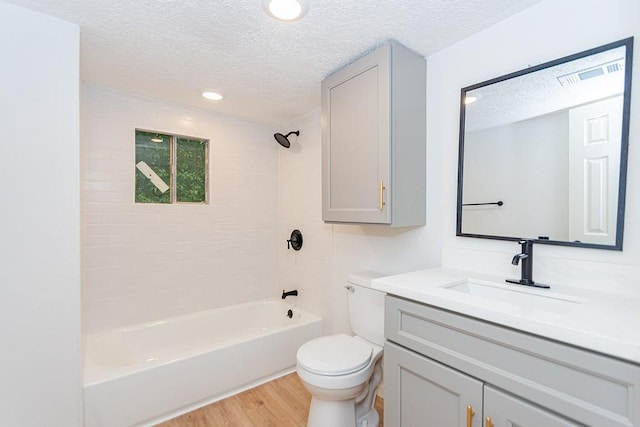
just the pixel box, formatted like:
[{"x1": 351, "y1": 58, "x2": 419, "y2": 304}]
[
  {"x1": 384, "y1": 295, "x2": 640, "y2": 426},
  {"x1": 321, "y1": 41, "x2": 425, "y2": 226},
  {"x1": 385, "y1": 343, "x2": 579, "y2": 426}
]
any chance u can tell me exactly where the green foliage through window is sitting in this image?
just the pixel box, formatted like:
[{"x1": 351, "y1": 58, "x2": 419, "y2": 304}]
[
  {"x1": 135, "y1": 130, "x2": 208, "y2": 204},
  {"x1": 176, "y1": 137, "x2": 207, "y2": 203}
]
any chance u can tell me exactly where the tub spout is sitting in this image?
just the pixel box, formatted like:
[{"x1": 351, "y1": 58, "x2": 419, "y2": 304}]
[{"x1": 281, "y1": 289, "x2": 298, "y2": 299}]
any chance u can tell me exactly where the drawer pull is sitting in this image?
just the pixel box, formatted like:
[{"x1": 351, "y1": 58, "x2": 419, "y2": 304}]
[
  {"x1": 466, "y1": 405, "x2": 475, "y2": 427},
  {"x1": 379, "y1": 180, "x2": 386, "y2": 210},
  {"x1": 486, "y1": 416, "x2": 493, "y2": 427}
]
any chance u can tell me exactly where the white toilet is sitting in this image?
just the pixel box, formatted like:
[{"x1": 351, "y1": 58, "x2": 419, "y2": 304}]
[{"x1": 296, "y1": 272, "x2": 385, "y2": 427}]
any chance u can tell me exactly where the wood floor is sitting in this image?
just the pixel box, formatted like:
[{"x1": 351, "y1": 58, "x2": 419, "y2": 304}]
[{"x1": 157, "y1": 373, "x2": 383, "y2": 427}]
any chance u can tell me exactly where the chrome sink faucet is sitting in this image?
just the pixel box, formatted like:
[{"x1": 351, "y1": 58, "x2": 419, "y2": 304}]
[{"x1": 506, "y1": 240, "x2": 550, "y2": 289}]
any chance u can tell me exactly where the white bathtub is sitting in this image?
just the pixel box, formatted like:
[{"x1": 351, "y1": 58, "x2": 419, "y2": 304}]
[{"x1": 84, "y1": 299, "x2": 323, "y2": 427}]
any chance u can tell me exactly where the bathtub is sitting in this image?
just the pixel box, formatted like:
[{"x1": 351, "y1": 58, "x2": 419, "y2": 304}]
[{"x1": 84, "y1": 299, "x2": 323, "y2": 427}]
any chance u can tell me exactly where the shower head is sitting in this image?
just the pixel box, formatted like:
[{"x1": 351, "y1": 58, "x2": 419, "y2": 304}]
[{"x1": 274, "y1": 130, "x2": 299, "y2": 148}]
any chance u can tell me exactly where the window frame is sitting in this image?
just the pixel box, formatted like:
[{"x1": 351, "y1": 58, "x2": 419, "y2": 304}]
[{"x1": 135, "y1": 128, "x2": 210, "y2": 205}]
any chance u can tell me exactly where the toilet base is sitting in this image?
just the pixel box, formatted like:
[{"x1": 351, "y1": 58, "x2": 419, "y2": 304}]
[
  {"x1": 357, "y1": 406, "x2": 380, "y2": 427},
  {"x1": 307, "y1": 396, "x2": 380, "y2": 427}
]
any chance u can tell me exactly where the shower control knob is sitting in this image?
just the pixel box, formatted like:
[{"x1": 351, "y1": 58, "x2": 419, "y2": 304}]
[{"x1": 287, "y1": 229, "x2": 303, "y2": 251}]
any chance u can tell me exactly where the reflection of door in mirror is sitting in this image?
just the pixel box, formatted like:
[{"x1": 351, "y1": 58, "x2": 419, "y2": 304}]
[{"x1": 568, "y1": 96, "x2": 622, "y2": 246}]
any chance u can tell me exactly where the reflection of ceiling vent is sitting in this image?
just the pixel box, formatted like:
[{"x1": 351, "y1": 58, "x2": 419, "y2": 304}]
[{"x1": 557, "y1": 58, "x2": 624, "y2": 86}]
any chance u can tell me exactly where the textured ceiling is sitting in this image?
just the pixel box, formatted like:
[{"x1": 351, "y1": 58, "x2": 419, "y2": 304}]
[
  {"x1": 5, "y1": 0, "x2": 542, "y2": 125},
  {"x1": 465, "y1": 45, "x2": 628, "y2": 132}
]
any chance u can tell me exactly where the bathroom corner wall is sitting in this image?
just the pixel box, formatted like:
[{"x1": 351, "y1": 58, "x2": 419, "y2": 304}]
[
  {"x1": 276, "y1": 110, "x2": 335, "y2": 332},
  {"x1": 82, "y1": 85, "x2": 280, "y2": 333},
  {"x1": 277, "y1": 109, "x2": 442, "y2": 334},
  {"x1": 429, "y1": 0, "x2": 640, "y2": 295}
]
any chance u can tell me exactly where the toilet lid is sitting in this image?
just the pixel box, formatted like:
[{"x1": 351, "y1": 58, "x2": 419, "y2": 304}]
[{"x1": 297, "y1": 334, "x2": 373, "y2": 376}]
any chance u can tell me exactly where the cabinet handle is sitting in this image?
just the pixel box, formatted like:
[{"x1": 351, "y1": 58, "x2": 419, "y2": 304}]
[
  {"x1": 485, "y1": 416, "x2": 493, "y2": 427},
  {"x1": 379, "y1": 180, "x2": 386, "y2": 210},
  {"x1": 466, "y1": 405, "x2": 475, "y2": 427}
]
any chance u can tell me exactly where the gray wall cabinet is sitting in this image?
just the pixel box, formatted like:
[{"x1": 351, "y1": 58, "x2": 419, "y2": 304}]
[
  {"x1": 384, "y1": 295, "x2": 640, "y2": 426},
  {"x1": 321, "y1": 41, "x2": 426, "y2": 226}
]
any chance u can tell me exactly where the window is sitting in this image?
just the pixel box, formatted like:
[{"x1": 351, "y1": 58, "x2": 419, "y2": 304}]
[{"x1": 135, "y1": 129, "x2": 208, "y2": 204}]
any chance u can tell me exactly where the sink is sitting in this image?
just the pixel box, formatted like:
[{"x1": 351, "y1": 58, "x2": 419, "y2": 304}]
[{"x1": 442, "y1": 279, "x2": 584, "y2": 315}]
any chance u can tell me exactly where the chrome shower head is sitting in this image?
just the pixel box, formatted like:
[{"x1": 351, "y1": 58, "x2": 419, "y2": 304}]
[{"x1": 274, "y1": 130, "x2": 299, "y2": 148}]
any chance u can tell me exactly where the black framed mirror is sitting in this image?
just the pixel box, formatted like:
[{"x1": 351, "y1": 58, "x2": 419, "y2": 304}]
[{"x1": 457, "y1": 37, "x2": 633, "y2": 250}]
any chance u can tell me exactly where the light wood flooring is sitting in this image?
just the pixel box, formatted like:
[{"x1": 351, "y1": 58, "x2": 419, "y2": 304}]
[{"x1": 157, "y1": 373, "x2": 383, "y2": 427}]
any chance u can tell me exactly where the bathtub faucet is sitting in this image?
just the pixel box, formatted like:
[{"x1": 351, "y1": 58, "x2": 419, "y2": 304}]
[{"x1": 282, "y1": 289, "x2": 298, "y2": 299}]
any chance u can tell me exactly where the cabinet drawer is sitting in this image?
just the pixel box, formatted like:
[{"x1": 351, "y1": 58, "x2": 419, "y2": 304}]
[
  {"x1": 484, "y1": 385, "x2": 580, "y2": 426},
  {"x1": 385, "y1": 295, "x2": 640, "y2": 427}
]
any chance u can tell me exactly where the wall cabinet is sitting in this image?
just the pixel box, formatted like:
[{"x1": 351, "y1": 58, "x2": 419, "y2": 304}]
[
  {"x1": 321, "y1": 41, "x2": 426, "y2": 226},
  {"x1": 384, "y1": 295, "x2": 640, "y2": 426}
]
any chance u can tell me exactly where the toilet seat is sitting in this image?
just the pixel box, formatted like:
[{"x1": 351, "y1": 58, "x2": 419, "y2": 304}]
[{"x1": 297, "y1": 334, "x2": 373, "y2": 376}]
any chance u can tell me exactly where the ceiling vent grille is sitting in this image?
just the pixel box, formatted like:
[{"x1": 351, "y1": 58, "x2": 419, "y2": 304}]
[{"x1": 557, "y1": 58, "x2": 624, "y2": 87}]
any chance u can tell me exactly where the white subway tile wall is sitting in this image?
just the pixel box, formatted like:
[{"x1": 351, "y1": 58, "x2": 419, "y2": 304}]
[
  {"x1": 277, "y1": 110, "x2": 335, "y2": 333},
  {"x1": 82, "y1": 85, "x2": 279, "y2": 333}
]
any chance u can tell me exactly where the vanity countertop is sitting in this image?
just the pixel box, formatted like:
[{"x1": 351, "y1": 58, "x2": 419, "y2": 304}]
[{"x1": 373, "y1": 267, "x2": 640, "y2": 365}]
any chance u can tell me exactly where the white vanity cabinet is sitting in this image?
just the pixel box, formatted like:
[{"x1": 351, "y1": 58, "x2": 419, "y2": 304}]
[
  {"x1": 321, "y1": 41, "x2": 426, "y2": 226},
  {"x1": 384, "y1": 295, "x2": 640, "y2": 426}
]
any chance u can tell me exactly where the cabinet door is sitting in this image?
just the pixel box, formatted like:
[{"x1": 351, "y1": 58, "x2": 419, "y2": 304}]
[
  {"x1": 484, "y1": 386, "x2": 581, "y2": 427},
  {"x1": 385, "y1": 341, "x2": 484, "y2": 427},
  {"x1": 321, "y1": 43, "x2": 391, "y2": 224}
]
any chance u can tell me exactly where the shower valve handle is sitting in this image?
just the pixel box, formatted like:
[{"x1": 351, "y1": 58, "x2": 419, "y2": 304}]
[{"x1": 287, "y1": 229, "x2": 303, "y2": 251}]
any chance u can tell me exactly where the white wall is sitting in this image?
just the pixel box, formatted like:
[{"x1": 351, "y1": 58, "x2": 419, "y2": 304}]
[
  {"x1": 463, "y1": 111, "x2": 569, "y2": 239},
  {"x1": 429, "y1": 0, "x2": 640, "y2": 294},
  {"x1": 277, "y1": 110, "x2": 334, "y2": 331},
  {"x1": 277, "y1": 110, "x2": 441, "y2": 334},
  {"x1": 0, "y1": 2, "x2": 82, "y2": 426},
  {"x1": 82, "y1": 85, "x2": 280, "y2": 333}
]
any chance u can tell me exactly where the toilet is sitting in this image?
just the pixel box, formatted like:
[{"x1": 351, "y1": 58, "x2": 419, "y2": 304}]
[{"x1": 296, "y1": 272, "x2": 385, "y2": 427}]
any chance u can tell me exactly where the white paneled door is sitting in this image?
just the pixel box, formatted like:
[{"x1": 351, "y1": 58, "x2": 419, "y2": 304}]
[{"x1": 568, "y1": 96, "x2": 622, "y2": 246}]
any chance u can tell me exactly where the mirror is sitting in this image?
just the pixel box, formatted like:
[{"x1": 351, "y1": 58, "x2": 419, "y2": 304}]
[{"x1": 457, "y1": 38, "x2": 633, "y2": 250}]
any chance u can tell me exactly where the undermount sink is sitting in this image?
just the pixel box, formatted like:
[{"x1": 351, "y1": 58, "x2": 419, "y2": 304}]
[{"x1": 442, "y1": 279, "x2": 584, "y2": 315}]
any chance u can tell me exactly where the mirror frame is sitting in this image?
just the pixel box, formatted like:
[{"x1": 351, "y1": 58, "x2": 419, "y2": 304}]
[{"x1": 456, "y1": 37, "x2": 634, "y2": 251}]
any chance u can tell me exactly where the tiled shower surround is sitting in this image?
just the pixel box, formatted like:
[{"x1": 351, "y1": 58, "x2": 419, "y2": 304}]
[{"x1": 82, "y1": 85, "x2": 280, "y2": 333}]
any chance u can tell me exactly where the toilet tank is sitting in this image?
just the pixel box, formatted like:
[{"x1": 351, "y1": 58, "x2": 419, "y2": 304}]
[{"x1": 347, "y1": 272, "x2": 385, "y2": 346}]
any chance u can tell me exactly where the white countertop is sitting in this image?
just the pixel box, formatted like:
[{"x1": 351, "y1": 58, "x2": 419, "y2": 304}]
[{"x1": 373, "y1": 267, "x2": 640, "y2": 365}]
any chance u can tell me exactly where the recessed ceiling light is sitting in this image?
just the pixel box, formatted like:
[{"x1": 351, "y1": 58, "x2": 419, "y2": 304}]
[
  {"x1": 201, "y1": 89, "x2": 226, "y2": 101},
  {"x1": 262, "y1": 0, "x2": 309, "y2": 21},
  {"x1": 464, "y1": 95, "x2": 478, "y2": 105}
]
